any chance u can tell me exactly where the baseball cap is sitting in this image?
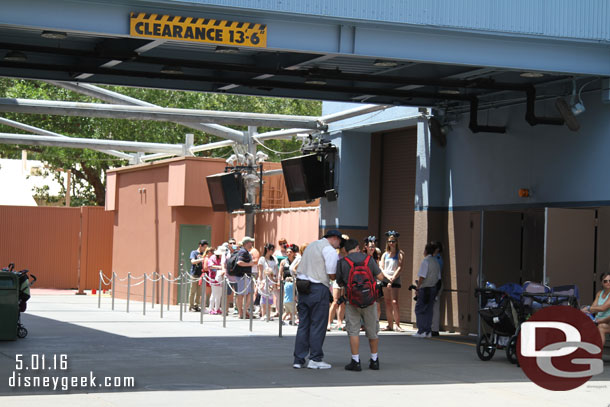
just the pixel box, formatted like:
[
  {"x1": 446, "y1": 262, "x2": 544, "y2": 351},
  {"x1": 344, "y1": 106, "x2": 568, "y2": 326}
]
[{"x1": 323, "y1": 229, "x2": 342, "y2": 238}]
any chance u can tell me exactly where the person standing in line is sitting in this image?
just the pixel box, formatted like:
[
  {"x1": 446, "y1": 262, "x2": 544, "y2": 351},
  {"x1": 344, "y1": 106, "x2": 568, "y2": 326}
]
[
  {"x1": 258, "y1": 243, "x2": 278, "y2": 319},
  {"x1": 282, "y1": 276, "x2": 296, "y2": 325},
  {"x1": 292, "y1": 230, "x2": 342, "y2": 370},
  {"x1": 235, "y1": 236, "x2": 257, "y2": 319},
  {"x1": 431, "y1": 241, "x2": 444, "y2": 337},
  {"x1": 189, "y1": 240, "x2": 208, "y2": 312},
  {"x1": 380, "y1": 231, "x2": 404, "y2": 331},
  {"x1": 413, "y1": 242, "x2": 441, "y2": 338},
  {"x1": 223, "y1": 238, "x2": 237, "y2": 314},
  {"x1": 207, "y1": 247, "x2": 224, "y2": 315}
]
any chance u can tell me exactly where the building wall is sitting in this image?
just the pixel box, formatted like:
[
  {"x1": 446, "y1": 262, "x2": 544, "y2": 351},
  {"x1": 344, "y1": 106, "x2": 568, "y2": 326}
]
[{"x1": 0, "y1": 206, "x2": 113, "y2": 290}]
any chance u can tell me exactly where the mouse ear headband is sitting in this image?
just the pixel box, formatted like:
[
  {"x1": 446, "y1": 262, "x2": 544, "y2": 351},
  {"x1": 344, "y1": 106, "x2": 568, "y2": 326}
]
[
  {"x1": 364, "y1": 235, "x2": 376, "y2": 243},
  {"x1": 385, "y1": 230, "x2": 400, "y2": 238}
]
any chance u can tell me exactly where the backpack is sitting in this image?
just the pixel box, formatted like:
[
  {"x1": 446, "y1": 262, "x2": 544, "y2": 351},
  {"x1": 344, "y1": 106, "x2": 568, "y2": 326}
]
[
  {"x1": 226, "y1": 251, "x2": 242, "y2": 276},
  {"x1": 344, "y1": 255, "x2": 377, "y2": 308}
]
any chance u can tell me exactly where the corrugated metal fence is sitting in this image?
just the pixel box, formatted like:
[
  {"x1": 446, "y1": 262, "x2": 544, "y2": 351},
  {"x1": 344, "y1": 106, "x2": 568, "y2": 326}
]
[{"x1": 0, "y1": 206, "x2": 113, "y2": 290}]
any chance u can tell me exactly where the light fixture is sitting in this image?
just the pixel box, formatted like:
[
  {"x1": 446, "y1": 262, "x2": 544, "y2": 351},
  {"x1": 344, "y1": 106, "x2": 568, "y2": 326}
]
[
  {"x1": 41, "y1": 30, "x2": 67, "y2": 40},
  {"x1": 160, "y1": 65, "x2": 183, "y2": 75},
  {"x1": 519, "y1": 189, "x2": 530, "y2": 198},
  {"x1": 520, "y1": 72, "x2": 544, "y2": 78},
  {"x1": 439, "y1": 89, "x2": 461, "y2": 95},
  {"x1": 226, "y1": 154, "x2": 237, "y2": 166},
  {"x1": 373, "y1": 59, "x2": 398, "y2": 68},
  {"x1": 215, "y1": 46, "x2": 239, "y2": 54},
  {"x1": 304, "y1": 78, "x2": 326, "y2": 85},
  {"x1": 3, "y1": 51, "x2": 27, "y2": 62},
  {"x1": 255, "y1": 150, "x2": 269, "y2": 164}
]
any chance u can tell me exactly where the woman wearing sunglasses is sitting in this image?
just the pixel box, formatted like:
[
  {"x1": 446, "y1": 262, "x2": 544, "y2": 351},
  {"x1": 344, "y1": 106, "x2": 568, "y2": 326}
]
[
  {"x1": 380, "y1": 231, "x2": 404, "y2": 331},
  {"x1": 582, "y1": 271, "x2": 610, "y2": 346}
]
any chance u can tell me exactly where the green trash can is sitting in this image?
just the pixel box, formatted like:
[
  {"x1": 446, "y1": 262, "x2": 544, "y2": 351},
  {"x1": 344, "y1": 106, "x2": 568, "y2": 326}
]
[{"x1": 0, "y1": 272, "x2": 19, "y2": 341}]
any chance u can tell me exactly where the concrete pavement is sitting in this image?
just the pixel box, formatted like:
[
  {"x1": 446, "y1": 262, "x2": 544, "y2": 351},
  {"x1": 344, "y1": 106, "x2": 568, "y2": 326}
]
[{"x1": 0, "y1": 290, "x2": 608, "y2": 406}]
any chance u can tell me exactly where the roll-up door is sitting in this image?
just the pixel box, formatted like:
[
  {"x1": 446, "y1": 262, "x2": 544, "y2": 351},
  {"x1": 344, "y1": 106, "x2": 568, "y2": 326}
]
[{"x1": 378, "y1": 128, "x2": 417, "y2": 322}]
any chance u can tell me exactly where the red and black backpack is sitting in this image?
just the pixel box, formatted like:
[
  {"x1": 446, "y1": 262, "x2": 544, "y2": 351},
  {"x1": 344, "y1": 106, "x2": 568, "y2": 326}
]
[{"x1": 344, "y1": 255, "x2": 377, "y2": 308}]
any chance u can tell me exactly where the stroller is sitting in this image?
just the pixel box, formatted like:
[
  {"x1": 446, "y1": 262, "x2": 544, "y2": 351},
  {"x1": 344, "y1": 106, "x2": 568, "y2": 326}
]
[
  {"x1": 475, "y1": 283, "x2": 524, "y2": 363},
  {"x1": 1, "y1": 263, "x2": 37, "y2": 339},
  {"x1": 521, "y1": 281, "x2": 579, "y2": 317}
]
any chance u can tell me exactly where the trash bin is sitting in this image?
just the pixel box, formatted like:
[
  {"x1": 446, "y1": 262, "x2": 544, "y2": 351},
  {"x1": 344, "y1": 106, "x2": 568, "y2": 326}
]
[{"x1": 0, "y1": 272, "x2": 19, "y2": 341}]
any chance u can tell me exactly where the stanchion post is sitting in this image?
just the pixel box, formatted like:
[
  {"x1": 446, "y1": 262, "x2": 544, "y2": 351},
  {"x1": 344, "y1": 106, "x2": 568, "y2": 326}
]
[
  {"x1": 266, "y1": 277, "x2": 271, "y2": 323},
  {"x1": 279, "y1": 280, "x2": 284, "y2": 337},
  {"x1": 97, "y1": 270, "x2": 102, "y2": 309},
  {"x1": 200, "y1": 275, "x2": 205, "y2": 325},
  {"x1": 222, "y1": 277, "x2": 227, "y2": 328},
  {"x1": 249, "y1": 275, "x2": 254, "y2": 332},
  {"x1": 167, "y1": 272, "x2": 171, "y2": 310},
  {"x1": 111, "y1": 272, "x2": 116, "y2": 311},
  {"x1": 179, "y1": 273, "x2": 184, "y2": 322},
  {"x1": 151, "y1": 272, "x2": 156, "y2": 309},
  {"x1": 143, "y1": 273, "x2": 147, "y2": 316},
  {"x1": 160, "y1": 275, "x2": 164, "y2": 319},
  {"x1": 127, "y1": 272, "x2": 131, "y2": 313}
]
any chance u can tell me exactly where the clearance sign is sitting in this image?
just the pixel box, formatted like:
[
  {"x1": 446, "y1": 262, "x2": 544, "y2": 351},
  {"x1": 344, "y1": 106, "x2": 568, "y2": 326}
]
[{"x1": 129, "y1": 12, "x2": 267, "y2": 48}]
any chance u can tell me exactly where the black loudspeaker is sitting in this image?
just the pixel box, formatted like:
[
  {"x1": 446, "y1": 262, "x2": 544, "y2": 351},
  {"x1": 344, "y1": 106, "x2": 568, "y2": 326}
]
[
  {"x1": 206, "y1": 172, "x2": 245, "y2": 212},
  {"x1": 281, "y1": 153, "x2": 326, "y2": 202}
]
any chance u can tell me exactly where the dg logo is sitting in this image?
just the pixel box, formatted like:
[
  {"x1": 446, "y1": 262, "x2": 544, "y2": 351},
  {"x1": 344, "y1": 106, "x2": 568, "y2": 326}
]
[{"x1": 518, "y1": 305, "x2": 604, "y2": 391}]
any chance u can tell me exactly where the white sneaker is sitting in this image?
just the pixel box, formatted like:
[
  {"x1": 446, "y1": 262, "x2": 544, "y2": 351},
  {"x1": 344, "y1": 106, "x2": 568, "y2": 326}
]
[
  {"x1": 412, "y1": 332, "x2": 426, "y2": 338},
  {"x1": 307, "y1": 360, "x2": 332, "y2": 369},
  {"x1": 293, "y1": 363, "x2": 304, "y2": 369},
  {"x1": 424, "y1": 332, "x2": 432, "y2": 338}
]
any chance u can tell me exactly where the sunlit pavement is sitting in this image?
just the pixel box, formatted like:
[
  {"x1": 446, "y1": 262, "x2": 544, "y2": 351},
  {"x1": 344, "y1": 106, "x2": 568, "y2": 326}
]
[{"x1": 0, "y1": 290, "x2": 608, "y2": 406}]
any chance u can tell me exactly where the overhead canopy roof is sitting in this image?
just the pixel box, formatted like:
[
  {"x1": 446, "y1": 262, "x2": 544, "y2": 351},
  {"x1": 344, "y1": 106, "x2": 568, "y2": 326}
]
[{"x1": 0, "y1": 0, "x2": 608, "y2": 123}]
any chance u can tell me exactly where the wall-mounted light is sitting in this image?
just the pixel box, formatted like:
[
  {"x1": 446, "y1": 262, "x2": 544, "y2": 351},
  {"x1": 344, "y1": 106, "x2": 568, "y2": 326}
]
[
  {"x1": 215, "y1": 46, "x2": 239, "y2": 54},
  {"x1": 439, "y1": 89, "x2": 461, "y2": 95},
  {"x1": 3, "y1": 51, "x2": 27, "y2": 62},
  {"x1": 518, "y1": 188, "x2": 530, "y2": 198},
  {"x1": 520, "y1": 72, "x2": 544, "y2": 78},
  {"x1": 160, "y1": 65, "x2": 183, "y2": 75},
  {"x1": 373, "y1": 59, "x2": 398, "y2": 68},
  {"x1": 41, "y1": 30, "x2": 67, "y2": 40}
]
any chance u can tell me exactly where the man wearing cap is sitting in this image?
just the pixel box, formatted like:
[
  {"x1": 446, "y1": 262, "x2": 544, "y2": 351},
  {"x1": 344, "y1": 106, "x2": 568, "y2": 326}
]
[
  {"x1": 234, "y1": 236, "x2": 257, "y2": 319},
  {"x1": 293, "y1": 230, "x2": 343, "y2": 369},
  {"x1": 189, "y1": 240, "x2": 209, "y2": 312}
]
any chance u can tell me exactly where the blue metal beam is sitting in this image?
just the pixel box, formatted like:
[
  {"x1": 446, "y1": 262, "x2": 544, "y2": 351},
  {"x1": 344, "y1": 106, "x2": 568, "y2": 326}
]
[{"x1": 1, "y1": 0, "x2": 609, "y2": 76}]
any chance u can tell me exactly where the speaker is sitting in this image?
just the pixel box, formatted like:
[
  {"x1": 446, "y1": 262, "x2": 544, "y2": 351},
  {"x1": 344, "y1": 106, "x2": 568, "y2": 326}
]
[
  {"x1": 281, "y1": 153, "x2": 326, "y2": 202},
  {"x1": 206, "y1": 172, "x2": 245, "y2": 212},
  {"x1": 555, "y1": 97, "x2": 580, "y2": 132}
]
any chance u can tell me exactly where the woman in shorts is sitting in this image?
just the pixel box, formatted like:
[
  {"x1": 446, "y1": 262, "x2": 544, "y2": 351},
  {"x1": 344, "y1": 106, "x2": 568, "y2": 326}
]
[{"x1": 380, "y1": 231, "x2": 405, "y2": 331}]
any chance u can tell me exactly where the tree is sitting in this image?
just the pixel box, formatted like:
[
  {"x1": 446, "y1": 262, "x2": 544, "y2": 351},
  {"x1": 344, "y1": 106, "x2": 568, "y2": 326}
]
[{"x1": 0, "y1": 79, "x2": 321, "y2": 206}]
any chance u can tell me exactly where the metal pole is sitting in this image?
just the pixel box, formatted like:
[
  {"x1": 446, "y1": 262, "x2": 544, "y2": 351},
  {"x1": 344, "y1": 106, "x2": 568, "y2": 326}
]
[
  {"x1": 478, "y1": 210, "x2": 485, "y2": 338},
  {"x1": 0, "y1": 133, "x2": 184, "y2": 155},
  {"x1": 266, "y1": 278, "x2": 271, "y2": 323},
  {"x1": 127, "y1": 272, "x2": 131, "y2": 313},
  {"x1": 160, "y1": 275, "x2": 164, "y2": 319},
  {"x1": 167, "y1": 272, "x2": 171, "y2": 310},
  {"x1": 111, "y1": 272, "x2": 116, "y2": 311},
  {"x1": 222, "y1": 277, "x2": 228, "y2": 328},
  {"x1": 151, "y1": 272, "x2": 156, "y2": 309},
  {"x1": 143, "y1": 273, "x2": 147, "y2": 316},
  {"x1": 279, "y1": 279, "x2": 284, "y2": 337},
  {"x1": 249, "y1": 276, "x2": 254, "y2": 332},
  {"x1": 97, "y1": 271, "x2": 102, "y2": 309},
  {"x1": 0, "y1": 98, "x2": 325, "y2": 130},
  {"x1": 200, "y1": 276, "x2": 205, "y2": 325},
  {"x1": 179, "y1": 273, "x2": 184, "y2": 322}
]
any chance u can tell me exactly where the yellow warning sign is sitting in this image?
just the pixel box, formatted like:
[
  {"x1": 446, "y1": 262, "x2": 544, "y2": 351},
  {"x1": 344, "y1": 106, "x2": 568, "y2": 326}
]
[{"x1": 129, "y1": 12, "x2": 267, "y2": 48}]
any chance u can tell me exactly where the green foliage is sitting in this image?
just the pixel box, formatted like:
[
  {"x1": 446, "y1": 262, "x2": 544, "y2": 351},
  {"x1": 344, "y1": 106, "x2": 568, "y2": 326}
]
[{"x1": 0, "y1": 79, "x2": 321, "y2": 206}]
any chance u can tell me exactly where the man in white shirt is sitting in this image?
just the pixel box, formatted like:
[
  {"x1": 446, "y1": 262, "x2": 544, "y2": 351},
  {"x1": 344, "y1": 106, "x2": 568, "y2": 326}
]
[
  {"x1": 292, "y1": 230, "x2": 342, "y2": 369},
  {"x1": 413, "y1": 242, "x2": 441, "y2": 338}
]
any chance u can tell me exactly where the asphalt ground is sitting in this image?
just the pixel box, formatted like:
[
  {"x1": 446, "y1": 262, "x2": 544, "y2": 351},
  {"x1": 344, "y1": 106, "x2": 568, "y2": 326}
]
[{"x1": 0, "y1": 289, "x2": 608, "y2": 406}]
